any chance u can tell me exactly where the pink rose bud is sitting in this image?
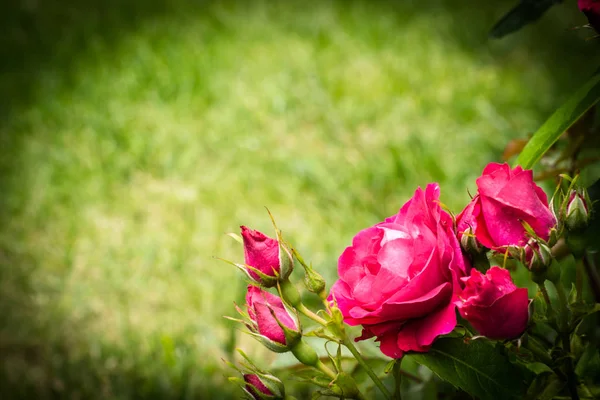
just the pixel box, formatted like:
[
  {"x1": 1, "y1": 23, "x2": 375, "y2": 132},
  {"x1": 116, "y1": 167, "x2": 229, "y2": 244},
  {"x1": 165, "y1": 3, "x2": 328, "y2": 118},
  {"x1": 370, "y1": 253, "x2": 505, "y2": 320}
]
[
  {"x1": 329, "y1": 184, "x2": 470, "y2": 358},
  {"x1": 457, "y1": 266, "x2": 529, "y2": 340},
  {"x1": 243, "y1": 373, "x2": 284, "y2": 400},
  {"x1": 245, "y1": 285, "x2": 300, "y2": 352},
  {"x1": 241, "y1": 226, "x2": 293, "y2": 287},
  {"x1": 457, "y1": 163, "x2": 556, "y2": 253},
  {"x1": 579, "y1": 0, "x2": 600, "y2": 33}
]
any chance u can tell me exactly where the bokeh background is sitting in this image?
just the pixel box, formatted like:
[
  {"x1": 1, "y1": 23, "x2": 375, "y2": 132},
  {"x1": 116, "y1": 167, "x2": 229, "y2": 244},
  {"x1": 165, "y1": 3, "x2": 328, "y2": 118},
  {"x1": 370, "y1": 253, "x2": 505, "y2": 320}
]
[{"x1": 1, "y1": 0, "x2": 599, "y2": 398}]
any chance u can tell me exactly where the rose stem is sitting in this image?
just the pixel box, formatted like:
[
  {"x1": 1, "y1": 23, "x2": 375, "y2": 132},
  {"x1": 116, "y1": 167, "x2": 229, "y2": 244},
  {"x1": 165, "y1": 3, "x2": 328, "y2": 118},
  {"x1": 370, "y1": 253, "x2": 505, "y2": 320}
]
[
  {"x1": 343, "y1": 338, "x2": 393, "y2": 400},
  {"x1": 296, "y1": 303, "x2": 328, "y2": 326},
  {"x1": 537, "y1": 282, "x2": 555, "y2": 319},
  {"x1": 583, "y1": 253, "x2": 600, "y2": 303},
  {"x1": 316, "y1": 359, "x2": 368, "y2": 400},
  {"x1": 393, "y1": 359, "x2": 402, "y2": 399},
  {"x1": 524, "y1": 336, "x2": 553, "y2": 366},
  {"x1": 314, "y1": 359, "x2": 337, "y2": 380},
  {"x1": 576, "y1": 259, "x2": 584, "y2": 304},
  {"x1": 553, "y1": 280, "x2": 580, "y2": 400}
]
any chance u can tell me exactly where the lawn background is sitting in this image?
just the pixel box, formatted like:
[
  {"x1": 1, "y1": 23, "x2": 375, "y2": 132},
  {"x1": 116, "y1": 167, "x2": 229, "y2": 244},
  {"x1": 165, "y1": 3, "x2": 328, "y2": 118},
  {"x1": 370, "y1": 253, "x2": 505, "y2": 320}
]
[{"x1": 1, "y1": 0, "x2": 599, "y2": 398}]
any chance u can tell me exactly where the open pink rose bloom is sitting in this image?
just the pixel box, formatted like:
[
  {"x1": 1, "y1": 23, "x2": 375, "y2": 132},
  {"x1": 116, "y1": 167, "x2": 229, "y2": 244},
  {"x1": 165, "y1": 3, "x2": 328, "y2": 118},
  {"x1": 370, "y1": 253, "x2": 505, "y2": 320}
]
[
  {"x1": 457, "y1": 266, "x2": 529, "y2": 340},
  {"x1": 457, "y1": 163, "x2": 556, "y2": 250},
  {"x1": 329, "y1": 184, "x2": 469, "y2": 358}
]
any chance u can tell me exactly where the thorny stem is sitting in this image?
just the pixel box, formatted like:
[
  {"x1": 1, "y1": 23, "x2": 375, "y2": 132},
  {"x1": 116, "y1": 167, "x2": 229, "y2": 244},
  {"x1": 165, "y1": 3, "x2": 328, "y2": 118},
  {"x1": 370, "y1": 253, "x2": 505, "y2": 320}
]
[
  {"x1": 576, "y1": 259, "x2": 584, "y2": 304},
  {"x1": 343, "y1": 338, "x2": 393, "y2": 400},
  {"x1": 393, "y1": 359, "x2": 403, "y2": 400},
  {"x1": 553, "y1": 281, "x2": 580, "y2": 400}
]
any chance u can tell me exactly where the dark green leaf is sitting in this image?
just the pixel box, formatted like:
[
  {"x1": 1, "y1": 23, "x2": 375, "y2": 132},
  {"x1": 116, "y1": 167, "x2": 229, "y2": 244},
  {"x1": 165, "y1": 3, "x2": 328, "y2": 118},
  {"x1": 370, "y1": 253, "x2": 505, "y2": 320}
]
[
  {"x1": 516, "y1": 73, "x2": 600, "y2": 169},
  {"x1": 407, "y1": 338, "x2": 533, "y2": 400},
  {"x1": 490, "y1": 0, "x2": 561, "y2": 39}
]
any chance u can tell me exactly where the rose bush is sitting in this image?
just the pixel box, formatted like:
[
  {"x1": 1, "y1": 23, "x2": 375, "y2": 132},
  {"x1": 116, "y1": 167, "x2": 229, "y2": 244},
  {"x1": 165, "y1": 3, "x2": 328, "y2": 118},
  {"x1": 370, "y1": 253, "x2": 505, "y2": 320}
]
[
  {"x1": 456, "y1": 266, "x2": 529, "y2": 340},
  {"x1": 457, "y1": 163, "x2": 556, "y2": 252},
  {"x1": 329, "y1": 184, "x2": 469, "y2": 358}
]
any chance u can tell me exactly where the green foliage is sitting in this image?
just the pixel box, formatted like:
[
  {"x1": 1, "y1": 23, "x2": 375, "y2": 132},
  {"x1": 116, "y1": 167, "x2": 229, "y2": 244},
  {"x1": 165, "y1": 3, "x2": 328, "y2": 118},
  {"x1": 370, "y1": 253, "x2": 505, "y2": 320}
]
[
  {"x1": 517, "y1": 73, "x2": 600, "y2": 169},
  {"x1": 0, "y1": 0, "x2": 598, "y2": 398},
  {"x1": 408, "y1": 338, "x2": 533, "y2": 400},
  {"x1": 490, "y1": 0, "x2": 561, "y2": 39}
]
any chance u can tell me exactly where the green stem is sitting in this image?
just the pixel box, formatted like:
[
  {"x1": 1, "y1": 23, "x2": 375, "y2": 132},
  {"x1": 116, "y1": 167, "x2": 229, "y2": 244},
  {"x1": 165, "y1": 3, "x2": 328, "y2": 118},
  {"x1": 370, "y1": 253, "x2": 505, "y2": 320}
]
[
  {"x1": 315, "y1": 360, "x2": 337, "y2": 381},
  {"x1": 279, "y1": 279, "x2": 301, "y2": 308},
  {"x1": 343, "y1": 338, "x2": 392, "y2": 400},
  {"x1": 576, "y1": 259, "x2": 584, "y2": 304},
  {"x1": 315, "y1": 360, "x2": 368, "y2": 400},
  {"x1": 537, "y1": 282, "x2": 555, "y2": 320},
  {"x1": 297, "y1": 303, "x2": 328, "y2": 326},
  {"x1": 393, "y1": 360, "x2": 402, "y2": 400},
  {"x1": 583, "y1": 253, "x2": 600, "y2": 303},
  {"x1": 553, "y1": 281, "x2": 580, "y2": 400},
  {"x1": 524, "y1": 336, "x2": 553, "y2": 366}
]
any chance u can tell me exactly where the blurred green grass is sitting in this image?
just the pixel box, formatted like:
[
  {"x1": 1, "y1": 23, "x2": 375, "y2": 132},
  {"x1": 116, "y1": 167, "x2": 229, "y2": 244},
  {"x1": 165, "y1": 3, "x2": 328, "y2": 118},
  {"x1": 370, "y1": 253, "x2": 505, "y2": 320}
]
[{"x1": 0, "y1": 0, "x2": 599, "y2": 398}]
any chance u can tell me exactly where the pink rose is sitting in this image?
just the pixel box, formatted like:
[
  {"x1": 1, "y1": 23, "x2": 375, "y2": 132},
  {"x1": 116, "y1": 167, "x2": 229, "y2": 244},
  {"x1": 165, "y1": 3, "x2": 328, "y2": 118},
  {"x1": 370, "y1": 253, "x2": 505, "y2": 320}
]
[
  {"x1": 245, "y1": 285, "x2": 299, "y2": 350},
  {"x1": 456, "y1": 266, "x2": 529, "y2": 340},
  {"x1": 457, "y1": 163, "x2": 556, "y2": 251},
  {"x1": 241, "y1": 226, "x2": 292, "y2": 286},
  {"x1": 329, "y1": 184, "x2": 469, "y2": 358},
  {"x1": 579, "y1": 0, "x2": 600, "y2": 32}
]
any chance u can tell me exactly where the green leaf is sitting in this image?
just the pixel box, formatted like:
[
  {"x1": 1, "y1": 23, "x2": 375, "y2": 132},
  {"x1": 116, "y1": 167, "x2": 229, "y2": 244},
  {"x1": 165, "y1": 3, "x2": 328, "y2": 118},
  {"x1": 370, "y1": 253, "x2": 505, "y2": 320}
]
[
  {"x1": 516, "y1": 72, "x2": 600, "y2": 169},
  {"x1": 407, "y1": 337, "x2": 533, "y2": 400},
  {"x1": 489, "y1": 0, "x2": 560, "y2": 39}
]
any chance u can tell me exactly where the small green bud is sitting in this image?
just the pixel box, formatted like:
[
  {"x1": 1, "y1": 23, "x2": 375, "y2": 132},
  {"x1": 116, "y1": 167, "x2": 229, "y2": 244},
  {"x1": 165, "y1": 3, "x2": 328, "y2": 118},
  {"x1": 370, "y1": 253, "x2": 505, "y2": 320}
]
[
  {"x1": 460, "y1": 227, "x2": 484, "y2": 254},
  {"x1": 528, "y1": 242, "x2": 553, "y2": 273},
  {"x1": 565, "y1": 190, "x2": 590, "y2": 232}
]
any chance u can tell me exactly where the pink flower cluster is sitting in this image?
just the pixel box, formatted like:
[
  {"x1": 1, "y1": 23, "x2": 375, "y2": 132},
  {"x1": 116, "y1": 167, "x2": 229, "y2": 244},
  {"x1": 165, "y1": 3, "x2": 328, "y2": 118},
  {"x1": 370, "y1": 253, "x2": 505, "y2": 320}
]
[{"x1": 329, "y1": 163, "x2": 556, "y2": 358}]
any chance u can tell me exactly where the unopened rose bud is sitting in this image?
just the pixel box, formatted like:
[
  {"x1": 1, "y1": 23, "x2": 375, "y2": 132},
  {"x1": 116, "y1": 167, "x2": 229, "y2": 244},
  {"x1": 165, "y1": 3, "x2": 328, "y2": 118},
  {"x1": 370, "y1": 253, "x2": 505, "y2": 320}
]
[
  {"x1": 565, "y1": 190, "x2": 590, "y2": 232},
  {"x1": 459, "y1": 226, "x2": 483, "y2": 254},
  {"x1": 245, "y1": 285, "x2": 301, "y2": 352},
  {"x1": 527, "y1": 242, "x2": 553, "y2": 273},
  {"x1": 243, "y1": 373, "x2": 285, "y2": 400},
  {"x1": 241, "y1": 226, "x2": 293, "y2": 287}
]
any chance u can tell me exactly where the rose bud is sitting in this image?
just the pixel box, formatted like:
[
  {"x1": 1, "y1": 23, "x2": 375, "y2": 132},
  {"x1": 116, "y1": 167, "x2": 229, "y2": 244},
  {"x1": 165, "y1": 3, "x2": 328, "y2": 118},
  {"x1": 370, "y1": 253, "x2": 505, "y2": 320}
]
[
  {"x1": 579, "y1": 0, "x2": 600, "y2": 33},
  {"x1": 565, "y1": 190, "x2": 590, "y2": 232},
  {"x1": 456, "y1": 266, "x2": 529, "y2": 340},
  {"x1": 245, "y1": 285, "x2": 300, "y2": 352},
  {"x1": 456, "y1": 163, "x2": 556, "y2": 256},
  {"x1": 329, "y1": 184, "x2": 470, "y2": 358},
  {"x1": 240, "y1": 226, "x2": 293, "y2": 287},
  {"x1": 243, "y1": 373, "x2": 285, "y2": 400}
]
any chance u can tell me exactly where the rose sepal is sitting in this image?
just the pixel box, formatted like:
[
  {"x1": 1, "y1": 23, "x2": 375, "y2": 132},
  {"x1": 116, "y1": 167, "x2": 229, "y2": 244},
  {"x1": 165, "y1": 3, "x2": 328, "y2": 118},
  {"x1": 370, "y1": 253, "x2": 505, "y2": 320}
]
[{"x1": 267, "y1": 209, "x2": 295, "y2": 282}]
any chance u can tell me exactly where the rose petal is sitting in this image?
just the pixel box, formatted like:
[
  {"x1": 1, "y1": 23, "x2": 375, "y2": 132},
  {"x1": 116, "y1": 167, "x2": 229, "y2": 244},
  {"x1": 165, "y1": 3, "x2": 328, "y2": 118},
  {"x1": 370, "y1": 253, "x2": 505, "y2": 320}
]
[{"x1": 396, "y1": 302, "x2": 457, "y2": 352}]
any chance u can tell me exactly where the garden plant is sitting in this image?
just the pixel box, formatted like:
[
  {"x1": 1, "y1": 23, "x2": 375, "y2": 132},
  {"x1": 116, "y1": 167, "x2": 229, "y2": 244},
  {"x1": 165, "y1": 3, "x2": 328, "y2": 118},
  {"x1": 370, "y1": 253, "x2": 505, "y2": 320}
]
[{"x1": 224, "y1": 2, "x2": 600, "y2": 399}]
